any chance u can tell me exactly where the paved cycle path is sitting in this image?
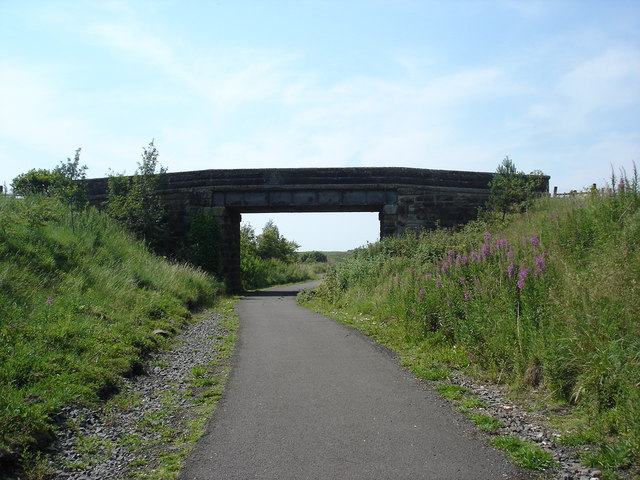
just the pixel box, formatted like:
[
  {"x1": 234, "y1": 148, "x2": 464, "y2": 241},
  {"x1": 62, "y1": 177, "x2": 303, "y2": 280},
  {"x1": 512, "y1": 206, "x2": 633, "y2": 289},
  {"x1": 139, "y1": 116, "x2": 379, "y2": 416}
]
[{"x1": 180, "y1": 282, "x2": 530, "y2": 479}]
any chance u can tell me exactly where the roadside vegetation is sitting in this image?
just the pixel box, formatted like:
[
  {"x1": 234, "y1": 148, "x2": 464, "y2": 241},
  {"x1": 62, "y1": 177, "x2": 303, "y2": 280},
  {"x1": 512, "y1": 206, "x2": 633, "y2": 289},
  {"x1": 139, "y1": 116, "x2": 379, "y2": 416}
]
[
  {"x1": 300, "y1": 161, "x2": 640, "y2": 478},
  {"x1": 0, "y1": 194, "x2": 224, "y2": 474},
  {"x1": 239, "y1": 220, "x2": 325, "y2": 290},
  {"x1": 2, "y1": 143, "x2": 323, "y2": 476}
]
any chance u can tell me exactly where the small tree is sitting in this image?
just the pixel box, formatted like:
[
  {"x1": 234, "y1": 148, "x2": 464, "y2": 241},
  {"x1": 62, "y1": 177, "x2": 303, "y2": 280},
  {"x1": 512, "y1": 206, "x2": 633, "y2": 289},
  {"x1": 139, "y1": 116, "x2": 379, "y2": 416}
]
[
  {"x1": 53, "y1": 148, "x2": 88, "y2": 209},
  {"x1": 485, "y1": 157, "x2": 545, "y2": 220},
  {"x1": 299, "y1": 251, "x2": 328, "y2": 263},
  {"x1": 256, "y1": 220, "x2": 300, "y2": 263},
  {"x1": 11, "y1": 148, "x2": 87, "y2": 209},
  {"x1": 12, "y1": 169, "x2": 58, "y2": 196},
  {"x1": 106, "y1": 140, "x2": 168, "y2": 251},
  {"x1": 240, "y1": 223, "x2": 259, "y2": 258}
]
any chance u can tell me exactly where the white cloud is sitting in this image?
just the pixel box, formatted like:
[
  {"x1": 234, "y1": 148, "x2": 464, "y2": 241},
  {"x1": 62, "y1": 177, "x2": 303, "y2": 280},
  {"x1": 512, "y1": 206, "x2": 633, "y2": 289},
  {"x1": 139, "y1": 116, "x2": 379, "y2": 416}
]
[{"x1": 558, "y1": 47, "x2": 640, "y2": 112}]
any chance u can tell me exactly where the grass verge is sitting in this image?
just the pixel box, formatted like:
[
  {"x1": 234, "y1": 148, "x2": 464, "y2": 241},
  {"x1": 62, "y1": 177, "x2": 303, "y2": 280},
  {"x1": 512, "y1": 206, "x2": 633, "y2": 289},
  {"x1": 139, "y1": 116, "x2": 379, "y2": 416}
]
[
  {"x1": 298, "y1": 176, "x2": 640, "y2": 479},
  {"x1": 0, "y1": 196, "x2": 224, "y2": 475},
  {"x1": 127, "y1": 298, "x2": 238, "y2": 480}
]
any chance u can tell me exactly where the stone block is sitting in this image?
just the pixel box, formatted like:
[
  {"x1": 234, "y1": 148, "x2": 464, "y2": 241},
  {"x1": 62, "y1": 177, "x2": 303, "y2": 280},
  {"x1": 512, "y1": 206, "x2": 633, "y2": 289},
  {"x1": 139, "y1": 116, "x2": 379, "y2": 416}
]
[
  {"x1": 318, "y1": 190, "x2": 341, "y2": 205},
  {"x1": 292, "y1": 191, "x2": 317, "y2": 205},
  {"x1": 270, "y1": 192, "x2": 292, "y2": 206},
  {"x1": 244, "y1": 192, "x2": 269, "y2": 206},
  {"x1": 344, "y1": 191, "x2": 367, "y2": 205}
]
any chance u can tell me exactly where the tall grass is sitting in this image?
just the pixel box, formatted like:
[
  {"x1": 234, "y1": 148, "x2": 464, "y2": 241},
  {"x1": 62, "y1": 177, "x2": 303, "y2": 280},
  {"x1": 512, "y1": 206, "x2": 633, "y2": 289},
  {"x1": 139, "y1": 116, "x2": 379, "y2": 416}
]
[
  {"x1": 0, "y1": 196, "x2": 223, "y2": 467},
  {"x1": 312, "y1": 170, "x2": 640, "y2": 474}
]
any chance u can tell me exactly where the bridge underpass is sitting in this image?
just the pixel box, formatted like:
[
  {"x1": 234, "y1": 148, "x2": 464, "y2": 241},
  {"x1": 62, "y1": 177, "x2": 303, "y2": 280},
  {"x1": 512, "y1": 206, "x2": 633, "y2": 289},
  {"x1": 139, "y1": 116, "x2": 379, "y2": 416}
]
[{"x1": 240, "y1": 212, "x2": 380, "y2": 252}]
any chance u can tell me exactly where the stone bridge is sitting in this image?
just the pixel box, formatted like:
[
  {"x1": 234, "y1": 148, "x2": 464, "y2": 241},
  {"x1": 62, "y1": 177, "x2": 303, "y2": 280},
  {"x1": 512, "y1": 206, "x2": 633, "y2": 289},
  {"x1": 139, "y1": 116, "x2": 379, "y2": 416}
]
[{"x1": 86, "y1": 167, "x2": 549, "y2": 291}]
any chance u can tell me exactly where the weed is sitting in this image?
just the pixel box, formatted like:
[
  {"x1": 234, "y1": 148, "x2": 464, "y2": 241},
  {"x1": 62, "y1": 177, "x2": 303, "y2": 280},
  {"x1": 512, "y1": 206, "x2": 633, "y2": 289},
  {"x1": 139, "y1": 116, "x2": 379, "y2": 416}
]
[
  {"x1": 491, "y1": 435, "x2": 558, "y2": 470},
  {"x1": 18, "y1": 450, "x2": 51, "y2": 480},
  {"x1": 434, "y1": 384, "x2": 468, "y2": 401},
  {"x1": 467, "y1": 413, "x2": 502, "y2": 433},
  {"x1": 459, "y1": 396, "x2": 489, "y2": 410}
]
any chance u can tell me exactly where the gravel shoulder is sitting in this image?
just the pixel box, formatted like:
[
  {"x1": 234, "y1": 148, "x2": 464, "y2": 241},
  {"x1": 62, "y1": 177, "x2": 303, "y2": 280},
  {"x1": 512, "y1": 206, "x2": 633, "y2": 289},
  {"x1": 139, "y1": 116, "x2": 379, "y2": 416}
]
[{"x1": 39, "y1": 304, "x2": 237, "y2": 480}]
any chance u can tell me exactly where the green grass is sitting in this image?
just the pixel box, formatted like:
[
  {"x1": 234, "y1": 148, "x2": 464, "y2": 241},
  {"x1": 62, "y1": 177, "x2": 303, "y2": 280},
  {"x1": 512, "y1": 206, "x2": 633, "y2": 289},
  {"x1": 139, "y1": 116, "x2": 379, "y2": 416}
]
[
  {"x1": 322, "y1": 251, "x2": 354, "y2": 263},
  {"x1": 299, "y1": 170, "x2": 640, "y2": 477},
  {"x1": 467, "y1": 413, "x2": 502, "y2": 433},
  {"x1": 490, "y1": 435, "x2": 558, "y2": 470},
  {"x1": 127, "y1": 298, "x2": 239, "y2": 480},
  {"x1": 434, "y1": 384, "x2": 468, "y2": 400},
  {"x1": 240, "y1": 255, "x2": 317, "y2": 290},
  {"x1": 0, "y1": 196, "x2": 224, "y2": 473}
]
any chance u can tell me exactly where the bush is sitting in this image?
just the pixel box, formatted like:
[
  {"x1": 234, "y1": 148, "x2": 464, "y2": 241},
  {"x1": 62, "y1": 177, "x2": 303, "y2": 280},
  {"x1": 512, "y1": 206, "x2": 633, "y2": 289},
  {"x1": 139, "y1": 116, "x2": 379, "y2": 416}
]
[{"x1": 105, "y1": 140, "x2": 168, "y2": 253}]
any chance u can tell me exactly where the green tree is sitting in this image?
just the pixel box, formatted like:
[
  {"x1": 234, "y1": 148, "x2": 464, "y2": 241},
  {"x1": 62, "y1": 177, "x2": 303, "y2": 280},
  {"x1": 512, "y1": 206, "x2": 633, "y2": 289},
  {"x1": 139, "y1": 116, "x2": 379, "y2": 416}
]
[
  {"x1": 12, "y1": 169, "x2": 58, "y2": 196},
  {"x1": 256, "y1": 220, "x2": 300, "y2": 263},
  {"x1": 53, "y1": 148, "x2": 88, "y2": 209},
  {"x1": 240, "y1": 223, "x2": 259, "y2": 258},
  {"x1": 485, "y1": 157, "x2": 546, "y2": 221},
  {"x1": 11, "y1": 148, "x2": 87, "y2": 209},
  {"x1": 106, "y1": 140, "x2": 168, "y2": 251},
  {"x1": 299, "y1": 251, "x2": 328, "y2": 263}
]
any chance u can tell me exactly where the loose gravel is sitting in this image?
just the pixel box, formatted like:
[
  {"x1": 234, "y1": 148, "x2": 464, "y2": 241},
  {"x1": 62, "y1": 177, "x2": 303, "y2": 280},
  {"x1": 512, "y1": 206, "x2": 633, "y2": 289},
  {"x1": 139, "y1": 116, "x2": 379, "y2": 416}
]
[
  {"x1": 45, "y1": 310, "x2": 229, "y2": 480},
  {"x1": 41, "y1": 306, "x2": 601, "y2": 480},
  {"x1": 447, "y1": 374, "x2": 604, "y2": 480}
]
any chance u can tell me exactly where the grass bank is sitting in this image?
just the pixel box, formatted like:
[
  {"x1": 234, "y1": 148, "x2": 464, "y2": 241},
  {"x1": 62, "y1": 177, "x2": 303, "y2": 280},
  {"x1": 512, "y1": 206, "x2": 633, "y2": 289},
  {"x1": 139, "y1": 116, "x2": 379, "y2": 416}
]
[
  {"x1": 0, "y1": 196, "x2": 224, "y2": 472},
  {"x1": 300, "y1": 175, "x2": 639, "y2": 478}
]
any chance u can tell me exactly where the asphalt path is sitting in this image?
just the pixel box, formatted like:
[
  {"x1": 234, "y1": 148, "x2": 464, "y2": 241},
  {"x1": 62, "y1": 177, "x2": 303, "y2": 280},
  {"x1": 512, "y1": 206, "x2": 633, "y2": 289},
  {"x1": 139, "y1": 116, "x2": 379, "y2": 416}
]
[{"x1": 180, "y1": 281, "x2": 530, "y2": 480}]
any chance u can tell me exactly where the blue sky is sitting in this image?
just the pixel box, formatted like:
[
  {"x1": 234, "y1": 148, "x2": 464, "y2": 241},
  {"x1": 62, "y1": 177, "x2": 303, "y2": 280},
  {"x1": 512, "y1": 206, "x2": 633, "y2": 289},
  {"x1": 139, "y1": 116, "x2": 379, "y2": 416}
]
[{"x1": 1, "y1": 0, "x2": 639, "y2": 251}]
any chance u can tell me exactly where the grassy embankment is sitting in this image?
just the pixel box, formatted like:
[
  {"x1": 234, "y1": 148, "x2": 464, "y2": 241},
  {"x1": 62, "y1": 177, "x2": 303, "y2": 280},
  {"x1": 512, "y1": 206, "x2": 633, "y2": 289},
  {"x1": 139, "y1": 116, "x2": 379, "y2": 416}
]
[
  {"x1": 300, "y1": 174, "x2": 639, "y2": 478},
  {"x1": 0, "y1": 196, "x2": 224, "y2": 471}
]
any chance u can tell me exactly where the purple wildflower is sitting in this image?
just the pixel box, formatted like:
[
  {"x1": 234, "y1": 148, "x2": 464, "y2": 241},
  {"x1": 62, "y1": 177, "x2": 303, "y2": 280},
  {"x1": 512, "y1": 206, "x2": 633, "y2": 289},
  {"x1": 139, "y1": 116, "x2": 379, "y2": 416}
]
[
  {"x1": 484, "y1": 231, "x2": 491, "y2": 243},
  {"x1": 507, "y1": 263, "x2": 515, "y2": 279},
  {"x1": 46, "y1": 294, "x2": 55, "y2": 306},
  {"x1": 530, "y1": 236, "x2": 539, "y2": 247},
  {"x1": 464, "y1": 291, "x2": 472, "y2": 301},
  {"x1": 425, "y1": 273, "x2": 432, "y2": 280},
  {"x1": 517, "y1": 267, "x2": 531, "y2": 290},
  {"x1": 494, "y1": 238, "x2": 510, "y2": 250},
  {"x1": 418, "y1": 289, "x2": 426, "y2": 302},
  {"x1": 507, "y1": 250, "x2": 515, "y2": 259},
  {"x1": 534, "y1": 254, "x2": 547, "y2": 277},
  {"x1": 460, "y1": 256, "x2": 469, "y2": 265},
  {"x1": 471, "y1": 250, "x2": 480, "y2": 261},
  {"x1": 436, "y1": 278, "x2": 443, "y2": 288},
  {"x1": 481, "y1": 243, "x2": 490, "y2": 257},
  {"x1": 619, "y1": 178, "x2": 627, "y2": 191}
]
